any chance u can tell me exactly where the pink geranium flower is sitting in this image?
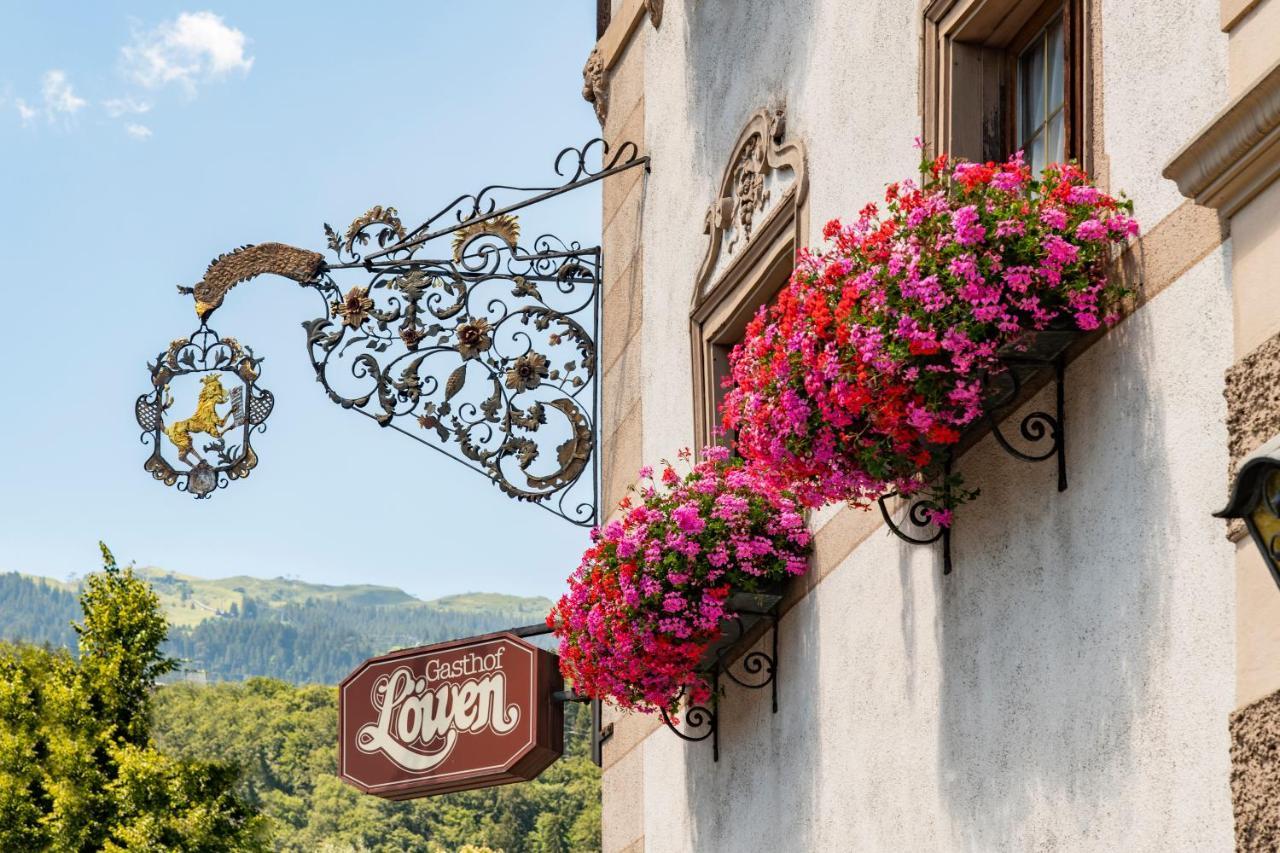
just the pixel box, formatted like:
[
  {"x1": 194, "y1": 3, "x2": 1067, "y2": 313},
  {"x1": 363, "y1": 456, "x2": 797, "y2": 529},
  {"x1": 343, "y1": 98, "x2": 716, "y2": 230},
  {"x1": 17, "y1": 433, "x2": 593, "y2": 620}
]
[
  {"x1": 550, "y1": 451, "x2": 812, "y2": 713},
  {"x1": 719, "y1": 151, "x2": 1136, "y2": 518}
]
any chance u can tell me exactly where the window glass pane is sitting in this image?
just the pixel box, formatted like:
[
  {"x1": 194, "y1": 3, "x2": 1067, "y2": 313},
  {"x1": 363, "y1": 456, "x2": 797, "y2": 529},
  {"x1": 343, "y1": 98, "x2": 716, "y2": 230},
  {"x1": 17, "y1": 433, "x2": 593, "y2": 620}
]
[
  {"x1": 1047, "y1": 110, "x2": 1064, "y2": 164},
  {"x1": 1019, "y1": 39, "x2": 1045, "y2": 144},
  {"x1": 1026, "y1": 129, "x2": 1045, "y2": 174},
  {"x1": 1047, "y1": 18, "x2": 1064, "y2": 111}
]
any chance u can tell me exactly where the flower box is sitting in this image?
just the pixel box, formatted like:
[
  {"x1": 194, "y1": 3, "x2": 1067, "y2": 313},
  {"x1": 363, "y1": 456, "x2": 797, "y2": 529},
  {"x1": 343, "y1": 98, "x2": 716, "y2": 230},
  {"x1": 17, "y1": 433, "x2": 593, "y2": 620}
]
[
  {"x1": 695, "y1": 585, "x2": 786, "y2": 675},
  {"x1": 721, "y1": 153, "x2": 1137, "y2": 520}
]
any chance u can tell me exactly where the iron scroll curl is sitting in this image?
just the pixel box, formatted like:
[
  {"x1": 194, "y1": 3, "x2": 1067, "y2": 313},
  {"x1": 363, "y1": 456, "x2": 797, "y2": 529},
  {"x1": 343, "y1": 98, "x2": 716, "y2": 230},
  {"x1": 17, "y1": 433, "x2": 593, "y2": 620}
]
[{"x1": 139, "y1": 138, "x2": 650, "y2": 525}]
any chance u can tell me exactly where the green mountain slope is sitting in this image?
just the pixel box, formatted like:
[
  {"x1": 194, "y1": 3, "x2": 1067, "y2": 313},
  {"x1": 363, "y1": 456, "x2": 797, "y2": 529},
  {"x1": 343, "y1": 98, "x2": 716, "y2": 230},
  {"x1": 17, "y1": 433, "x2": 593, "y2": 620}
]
[
  {"x1": 0, "y1": 570, "x2": 552, "y2": 684},
  {"x1": 128, "y1": 566, "x2": 547, "y2": 628}
]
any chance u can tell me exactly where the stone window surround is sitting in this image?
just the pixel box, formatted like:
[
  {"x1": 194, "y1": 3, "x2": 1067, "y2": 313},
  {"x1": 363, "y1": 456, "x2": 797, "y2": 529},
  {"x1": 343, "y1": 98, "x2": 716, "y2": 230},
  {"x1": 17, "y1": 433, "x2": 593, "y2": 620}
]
[
  {"x1": 689, "y1": 107, "x2": 809, "y2": 450},
  {"x1": 922, "y1": 0, "x2": 1093, "y2": 171}
]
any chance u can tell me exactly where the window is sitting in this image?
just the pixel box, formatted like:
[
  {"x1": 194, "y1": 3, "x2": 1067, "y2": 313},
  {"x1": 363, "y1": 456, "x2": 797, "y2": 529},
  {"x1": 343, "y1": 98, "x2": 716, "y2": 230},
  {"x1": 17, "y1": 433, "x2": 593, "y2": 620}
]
[
  {"x1": 696, "y1": 250, "x2": 794, "y2": 445},
  {"x1": 1016, "y1": 12, "x2": 1065, "y2": 172},
  {"x1": 923, "y1": 0, "x2": 1088, "y2": 169},
  {"x1": 691, "y1": 108, "x2": 808, "y2": 450}
]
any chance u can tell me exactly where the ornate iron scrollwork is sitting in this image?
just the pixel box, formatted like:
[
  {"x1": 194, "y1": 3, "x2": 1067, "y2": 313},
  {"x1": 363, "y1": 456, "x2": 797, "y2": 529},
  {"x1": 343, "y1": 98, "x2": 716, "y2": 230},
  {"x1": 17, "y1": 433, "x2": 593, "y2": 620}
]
[
  {"x1": 136, "y1": 324, "x2": 274, "y2": 499},
  {"x1": 304, "y1": 222, "x2": 601, "y2": 524},
  {"x1": 139, "y1": 138, "x2": 649, "y2": 525},
  {"x1": 878, "y1": 458, "x2": 954, "y2": 575},
  {"x1": 660, "y1": 604, "x2": 781, "y2": 762},
  {"x1": 983, "y1": 354, "x2": 1067, "y2": 492},
  {"x1": 661, "y1": 682, "x2": 720, "y2": 759}
]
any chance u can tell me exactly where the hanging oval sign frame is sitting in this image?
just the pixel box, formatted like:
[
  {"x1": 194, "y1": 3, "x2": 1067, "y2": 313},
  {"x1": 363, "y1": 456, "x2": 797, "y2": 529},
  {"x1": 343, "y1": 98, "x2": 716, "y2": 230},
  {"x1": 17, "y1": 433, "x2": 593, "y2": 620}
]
[{"x1": 135, "y1": 324, "x2": 274, "y2": 499}]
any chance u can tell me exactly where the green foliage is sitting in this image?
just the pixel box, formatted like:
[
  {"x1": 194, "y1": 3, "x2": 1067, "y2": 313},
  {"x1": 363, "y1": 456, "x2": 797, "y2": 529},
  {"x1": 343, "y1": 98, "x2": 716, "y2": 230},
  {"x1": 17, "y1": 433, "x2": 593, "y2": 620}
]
[
  {"x1": 0, "y1": 544, "x2": 268, "y2": 851},
  {"x1": 0, "y1": 558, "x2": 598, "y2": 850},
  {"x1": 77, "y1": 543, "x2": 178, "y2": 745},
  {"x1": 154, "y1": 679, "x2": 602, "y2": 852},
  {"x1": 164, "y1": 595, "x2": 555, "y2": 684}
]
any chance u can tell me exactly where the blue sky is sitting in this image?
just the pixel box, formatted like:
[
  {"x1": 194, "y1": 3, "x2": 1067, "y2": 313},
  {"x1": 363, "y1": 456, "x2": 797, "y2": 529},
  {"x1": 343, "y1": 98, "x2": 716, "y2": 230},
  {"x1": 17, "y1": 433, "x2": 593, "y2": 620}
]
[{"x1": 0, "y1": 2, "x2": 602, "y2": 599}]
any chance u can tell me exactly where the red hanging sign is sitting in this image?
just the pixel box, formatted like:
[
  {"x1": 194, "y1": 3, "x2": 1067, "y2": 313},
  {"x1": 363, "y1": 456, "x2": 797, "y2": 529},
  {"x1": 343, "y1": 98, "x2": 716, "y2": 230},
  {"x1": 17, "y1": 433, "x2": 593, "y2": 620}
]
[{"x1": 338, "y1": 632, "x2": 563, "y2": 799}]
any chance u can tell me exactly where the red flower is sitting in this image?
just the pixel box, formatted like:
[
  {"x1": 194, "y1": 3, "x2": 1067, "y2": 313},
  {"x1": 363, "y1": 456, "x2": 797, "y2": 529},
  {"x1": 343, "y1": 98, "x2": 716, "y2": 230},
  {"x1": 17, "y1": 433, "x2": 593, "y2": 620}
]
[
  {"x1": 926, "y1": 425, "x2": 961, "y2": 445},
  {"x1": 717, "y1": 149, "x2": 1134, "y2": 516}
]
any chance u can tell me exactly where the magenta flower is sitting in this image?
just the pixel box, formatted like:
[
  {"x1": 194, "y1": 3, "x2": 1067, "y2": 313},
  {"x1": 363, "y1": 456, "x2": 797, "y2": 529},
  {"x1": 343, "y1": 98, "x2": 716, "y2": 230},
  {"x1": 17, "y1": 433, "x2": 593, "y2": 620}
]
[
  {"x1": 549, "y1": 450, "x2": 812, "y2": 714},
  {"x1": 719, "y1": 150, "x2": 1135, "y2": 519}
]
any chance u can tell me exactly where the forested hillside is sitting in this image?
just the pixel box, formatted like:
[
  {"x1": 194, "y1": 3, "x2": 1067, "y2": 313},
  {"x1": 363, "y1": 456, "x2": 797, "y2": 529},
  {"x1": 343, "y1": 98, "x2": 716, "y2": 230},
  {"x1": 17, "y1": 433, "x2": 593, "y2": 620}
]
[
  {"x1": 1, "y1": 554, "x2": 598, "y2": 851},
  {"x1": 0, "y1": 572, "x2": 80, "y2": 649},
  {"x1": 0, "y1": 570, "x2": 553, "y2": 683},
  {"x1": 154, "y1": 679, "x2": 600, "y2": 852}
]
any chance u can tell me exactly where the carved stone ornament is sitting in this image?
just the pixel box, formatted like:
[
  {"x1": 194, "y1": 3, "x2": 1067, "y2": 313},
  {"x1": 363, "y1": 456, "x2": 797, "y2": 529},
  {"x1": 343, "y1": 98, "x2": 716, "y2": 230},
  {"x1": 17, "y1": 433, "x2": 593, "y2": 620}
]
[
  {"x1": 582, "y1": 47, "x2": 607, "y2": 125},
  {"x1": 646, "y1": 0, "x2": 663, "y2": 27},
  {"x1": 693, "y1": 108, "x2": 808, "y2": 306}
]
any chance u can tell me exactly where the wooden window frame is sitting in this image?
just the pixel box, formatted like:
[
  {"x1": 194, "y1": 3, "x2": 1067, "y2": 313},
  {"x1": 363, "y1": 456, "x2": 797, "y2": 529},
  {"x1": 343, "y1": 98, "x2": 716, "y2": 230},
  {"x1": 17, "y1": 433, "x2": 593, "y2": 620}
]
[
  {"x1": 690, "y1": 108, "x2": 808, "y2": 450},
  {"x1": 922, "y1": 0, "x2": 1091, "y2": 169}
]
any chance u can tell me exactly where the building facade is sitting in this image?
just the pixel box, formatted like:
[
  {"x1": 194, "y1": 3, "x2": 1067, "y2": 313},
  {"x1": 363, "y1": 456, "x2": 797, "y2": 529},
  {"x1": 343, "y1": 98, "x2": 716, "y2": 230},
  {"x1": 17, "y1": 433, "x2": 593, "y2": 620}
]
[{"x1": 586, "y1": 0, "x2": 1280, "y2": 849}]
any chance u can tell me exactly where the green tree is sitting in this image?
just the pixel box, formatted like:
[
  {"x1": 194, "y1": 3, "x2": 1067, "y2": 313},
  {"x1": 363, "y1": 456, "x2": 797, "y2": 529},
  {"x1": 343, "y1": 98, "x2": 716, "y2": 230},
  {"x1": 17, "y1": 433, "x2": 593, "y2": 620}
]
[
  {"x1": 154, "y1": 678, "x2": 603, "y2": 851},
  {"x1": 78, "y1": 543, "x2": 178, "y2": 746},
  {"x1": 0, "y1": 543, "x2": 268, "y2": 851}
]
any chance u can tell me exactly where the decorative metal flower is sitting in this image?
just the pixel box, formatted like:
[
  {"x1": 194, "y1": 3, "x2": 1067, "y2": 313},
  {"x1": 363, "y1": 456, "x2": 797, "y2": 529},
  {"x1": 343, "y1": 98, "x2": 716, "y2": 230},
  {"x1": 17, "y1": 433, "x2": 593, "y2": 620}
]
[
  {"x1": 505, "y1": 352, "x2": 549, "y2": 393},
  {"x1": 335, "y1": 286, "x2": 375, "y2": 328},
  {"x1": 400, "y1": 322, "x2": 426, "y2": 350},
  {"x1": 455, "y1": 318, "x2": 493, "y2": 360}
]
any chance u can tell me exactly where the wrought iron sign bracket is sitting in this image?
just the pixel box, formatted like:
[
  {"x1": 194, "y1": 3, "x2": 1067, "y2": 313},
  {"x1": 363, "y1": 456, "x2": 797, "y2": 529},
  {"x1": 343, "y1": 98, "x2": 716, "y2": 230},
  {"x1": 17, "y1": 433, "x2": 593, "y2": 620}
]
[
  {"x1": 550, "y1": 690, "x2": 613, "y2": 768},
  {"x1": 516, "y1": 622, "x2": 616, "y2": 768},
  {"x1": 659, "y1": 608, "x2": 780, "y2": 763},
  {"x1": 878, "y1": 347, "x2": 1071, "y2": 575},
  {"x1": 138, "y1": 139, "x2": 650, "y2": 527}
]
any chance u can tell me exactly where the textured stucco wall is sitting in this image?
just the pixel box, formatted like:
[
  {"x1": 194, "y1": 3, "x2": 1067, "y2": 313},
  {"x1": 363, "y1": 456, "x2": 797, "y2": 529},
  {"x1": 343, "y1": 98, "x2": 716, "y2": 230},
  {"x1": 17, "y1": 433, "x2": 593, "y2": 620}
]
[
  {"x1": 1232, "y1": 685, "x2": 1280, "y2": 849},
  {"x1": 1101, "y1": 0, "x2": 1227, "y2": 220},
  {"x1": 636, "y1": 252, "x2": 1236, "y2": 852},
  {"x1": 607, "y1": 0, "x2": 1237, "y2": 849}
]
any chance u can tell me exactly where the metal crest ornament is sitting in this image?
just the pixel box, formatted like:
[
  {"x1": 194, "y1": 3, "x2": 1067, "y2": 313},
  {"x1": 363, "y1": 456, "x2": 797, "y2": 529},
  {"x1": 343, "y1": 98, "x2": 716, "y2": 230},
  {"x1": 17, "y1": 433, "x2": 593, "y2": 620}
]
[
  {"x1": 138, "y1": 138, "x2": 649, "y2": 524},
  {"x1": 136, "y1": 325, "x2": 274, "y2": 498}
]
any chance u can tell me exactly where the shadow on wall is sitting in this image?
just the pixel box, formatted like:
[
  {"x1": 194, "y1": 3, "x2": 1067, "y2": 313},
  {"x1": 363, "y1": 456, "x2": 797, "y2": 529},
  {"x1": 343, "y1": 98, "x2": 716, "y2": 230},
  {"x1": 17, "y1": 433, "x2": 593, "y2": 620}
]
[
  {"x1": 931, "y1": 296, "x2": 1173, "y2": 847},
  {"x1": 677, "y1": 584, "x2": 824, "y2": 852},
  {"x1": 680, "y1": 0, "x2": 817, "y2": 175}
]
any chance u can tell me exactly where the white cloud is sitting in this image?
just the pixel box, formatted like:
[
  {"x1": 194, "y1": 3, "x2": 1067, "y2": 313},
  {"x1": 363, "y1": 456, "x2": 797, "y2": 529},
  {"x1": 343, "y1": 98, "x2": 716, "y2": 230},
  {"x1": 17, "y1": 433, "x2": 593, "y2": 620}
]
[
  {"x1": 123, "y1": 11, "x2": 253, "y2": 93},
  {"x1": 41, "y1": 70, "x2": 86, "y2": 116},
  {"x1": 14, "y1": 70, "x2": 87, "y2": 126},
  {"x1": 103, "y1": 96, "x2": 152, "y2": 117},
  {"x1": 15, "y1": 99, "x2": 36, "y2": 126},
  {"x1": 125, "y1": 123, "x2": 153, "y2": 140}
]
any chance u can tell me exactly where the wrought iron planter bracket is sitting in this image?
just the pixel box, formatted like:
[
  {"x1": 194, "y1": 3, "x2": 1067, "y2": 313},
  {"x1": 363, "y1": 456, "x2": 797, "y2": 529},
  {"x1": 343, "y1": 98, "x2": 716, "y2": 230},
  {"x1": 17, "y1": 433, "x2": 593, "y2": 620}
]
[
  {"x1": 659, "y1": 608, "x2": 780, "y2": 762},
  {"x1": 138, "y1": 139, "x2": 650, "y2": 526},
  {"x1": 878, "y1": 351, "x2": 1069, "y2": 575}
]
